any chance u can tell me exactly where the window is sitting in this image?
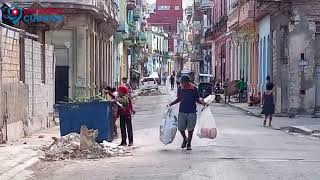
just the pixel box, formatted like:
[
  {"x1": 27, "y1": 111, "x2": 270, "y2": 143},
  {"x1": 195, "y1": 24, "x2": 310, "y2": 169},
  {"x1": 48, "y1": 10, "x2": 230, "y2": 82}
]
[
  {"x1": 175, "y1": 6, "x2": 180, "y2": 10},
  {"x1": 158, "y1": 5, "x2": 170, "y2": 10},
  {"x1": 316, "y1": 22, "x2": 320, "y2": 34}
]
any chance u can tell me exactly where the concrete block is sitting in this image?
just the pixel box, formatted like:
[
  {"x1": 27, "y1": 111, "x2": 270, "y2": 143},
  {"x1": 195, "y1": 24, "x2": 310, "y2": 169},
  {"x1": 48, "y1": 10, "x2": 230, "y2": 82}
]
[
  {"x1": 7, "y1": 29, "x2": 14, "y2": 38},
  {"x1": 7, "y1": 37, "x2": 14, "y2": 44},
  {"x1": 25, "y1": 38, "x2": 32, "y2": 46},
  {"x1": 2, "y1": 27, "x2": 7, "y2": 36},
  {"x1": 14, "y1": 32, "x2": 20, "y2": 40},
  {"x1": 6, "y1": 121, "x2": 24, "y2": 142}
]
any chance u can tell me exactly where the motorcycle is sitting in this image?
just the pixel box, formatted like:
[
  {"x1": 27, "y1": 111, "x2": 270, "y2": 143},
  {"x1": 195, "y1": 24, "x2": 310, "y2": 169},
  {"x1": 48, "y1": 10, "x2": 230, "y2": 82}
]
[{"x1": 213, "y1": 87, "x2": 221, "y2": 103}]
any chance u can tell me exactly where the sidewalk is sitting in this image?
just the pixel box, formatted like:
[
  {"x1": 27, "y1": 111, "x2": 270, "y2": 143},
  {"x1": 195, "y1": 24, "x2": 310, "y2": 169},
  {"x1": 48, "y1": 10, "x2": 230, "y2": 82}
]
[
  {"x1": 0, "y1": 126, "x2": 59, "y2": 180},
  {"x1": 222, "y1": 97, "x2": 320, "y2": 135}
]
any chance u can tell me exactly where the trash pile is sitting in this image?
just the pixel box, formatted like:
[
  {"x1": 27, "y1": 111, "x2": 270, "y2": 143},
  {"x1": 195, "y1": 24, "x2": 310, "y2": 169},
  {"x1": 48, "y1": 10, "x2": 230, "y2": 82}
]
[
  {"x1": 39, "y1": 133, "x2": 131, "y2": 161},
  {"x1": 138, "y1": 90, "x2": 165, "y2": 96}
]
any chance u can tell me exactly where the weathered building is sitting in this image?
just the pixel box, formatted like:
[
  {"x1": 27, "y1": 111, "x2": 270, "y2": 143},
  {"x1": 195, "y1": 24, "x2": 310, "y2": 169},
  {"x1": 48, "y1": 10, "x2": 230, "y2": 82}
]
[
  {"x1": 147, "y1": 0, "x2": 183, "y2": 53},
  {"x1": 257, "y1": 0, "x2": 320, "y2": 115},
  {"x1": 8, "y1": 0, "x2": 119, "y2": 101},
  {"x1": 0, "y1": 24, "x2": 54, "y2": 142}
]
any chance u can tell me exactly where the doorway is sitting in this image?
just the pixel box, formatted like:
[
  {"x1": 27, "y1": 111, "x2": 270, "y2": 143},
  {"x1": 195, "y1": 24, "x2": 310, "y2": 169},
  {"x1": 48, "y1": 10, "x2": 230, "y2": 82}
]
[{"x1": 55, "y1": 48, "x2": 70, "y2": 103}]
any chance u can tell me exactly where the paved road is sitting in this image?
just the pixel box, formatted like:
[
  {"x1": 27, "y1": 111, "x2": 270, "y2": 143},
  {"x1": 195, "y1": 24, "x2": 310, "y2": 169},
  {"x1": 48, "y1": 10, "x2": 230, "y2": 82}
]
[{"x1": 30, "y1": 86, "x2": 320, "y2": 180}]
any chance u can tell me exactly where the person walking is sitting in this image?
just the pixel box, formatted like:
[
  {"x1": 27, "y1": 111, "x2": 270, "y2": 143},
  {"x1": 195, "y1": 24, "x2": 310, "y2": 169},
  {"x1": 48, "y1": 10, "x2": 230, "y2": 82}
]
[
  {"x1": 261, "y1": 83, "x2": 275, "y2": 126},
  {"x1": 162, "y1": 74, "x2": 167, "y2": 86},
  {"x1": 169, "y1": 74, "x2": 175, "y2": 90},
  {"x1": 168, "y1": 75, "x2": 207, "y2": 150},
  {"x1": 266, "y1": 75, "x2": 274, "y2": 89},
  {"x1": 117, "y1": 86, "x2": 134, "y2": 146}
]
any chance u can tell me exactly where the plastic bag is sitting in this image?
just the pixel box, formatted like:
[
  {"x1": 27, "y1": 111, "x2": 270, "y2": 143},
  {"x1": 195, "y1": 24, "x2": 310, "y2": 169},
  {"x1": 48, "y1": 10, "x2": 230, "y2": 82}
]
[
  {"x1": 197, "y1": 107, "x2": 217, "y2": 139},
  {"x1": 160, "y1": 108, "x2": 178, "y2": 145}
]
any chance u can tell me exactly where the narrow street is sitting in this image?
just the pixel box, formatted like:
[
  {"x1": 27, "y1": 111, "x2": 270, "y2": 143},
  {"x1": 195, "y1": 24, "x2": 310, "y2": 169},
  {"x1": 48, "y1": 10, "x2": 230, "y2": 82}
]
[{"x1": 30, "y1": 86, "x2": 320, "y2": 180}]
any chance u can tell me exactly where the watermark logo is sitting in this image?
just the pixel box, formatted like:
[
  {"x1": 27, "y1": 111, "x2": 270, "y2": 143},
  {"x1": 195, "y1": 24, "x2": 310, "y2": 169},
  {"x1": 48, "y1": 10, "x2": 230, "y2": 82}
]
[
  {"x1": 7, "y1": 4, "x2": 23, "y2": 25},
  {"x1": 3, "y1": 3, "x2": 64, "y2": 27}
]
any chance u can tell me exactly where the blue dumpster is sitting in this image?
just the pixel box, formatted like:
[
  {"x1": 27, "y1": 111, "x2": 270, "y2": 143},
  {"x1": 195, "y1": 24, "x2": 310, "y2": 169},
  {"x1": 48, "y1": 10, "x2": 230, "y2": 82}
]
[{"x1": 54, "y1": 101, "x2": 114, "y2": 142}]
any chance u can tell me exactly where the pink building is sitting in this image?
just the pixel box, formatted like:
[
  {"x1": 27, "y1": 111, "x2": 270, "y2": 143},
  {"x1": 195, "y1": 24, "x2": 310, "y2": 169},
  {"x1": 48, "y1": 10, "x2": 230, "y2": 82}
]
[
  {"x1": 207, "y1": 0, "x2": 229, "y2": 82},
  {"x1": 147, "y1": 0, "x2": 183, "y2": 52}
]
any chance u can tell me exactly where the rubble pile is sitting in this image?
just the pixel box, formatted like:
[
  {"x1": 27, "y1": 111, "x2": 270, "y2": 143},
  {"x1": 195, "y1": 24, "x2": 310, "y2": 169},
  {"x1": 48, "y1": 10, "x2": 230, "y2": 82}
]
[
  {"x1": 138, "y1": 90, "x2": 165, "y2": 96},
  {"x1": 39, "y1": 133, "x2": 130, "y2": 161}
]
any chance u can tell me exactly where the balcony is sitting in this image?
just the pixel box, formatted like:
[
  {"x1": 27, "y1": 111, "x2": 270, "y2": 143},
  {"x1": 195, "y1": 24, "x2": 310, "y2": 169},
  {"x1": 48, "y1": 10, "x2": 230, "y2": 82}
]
[
  {"x1": 239, "y1": 1, "x2": 255, "y2": 27},
  {"x1": 126, "y1": 0, "x2": 136, "y2": 10},
  {"x1": 227, "y1": 6, "x2": 239, "y2": 30},
  {"x1": 201, "y1": 0, "x2": 213, "y2": 12}
]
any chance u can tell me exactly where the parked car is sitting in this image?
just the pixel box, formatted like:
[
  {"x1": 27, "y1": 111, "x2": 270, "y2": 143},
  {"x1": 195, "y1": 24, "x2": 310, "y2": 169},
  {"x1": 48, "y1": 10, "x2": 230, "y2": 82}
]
[
  {"x1": 149, "y1": 72, "x2": 160, "y2": 85},
  {"x1": 140, "y1": 77, "x2": 159, "y2": 90}
]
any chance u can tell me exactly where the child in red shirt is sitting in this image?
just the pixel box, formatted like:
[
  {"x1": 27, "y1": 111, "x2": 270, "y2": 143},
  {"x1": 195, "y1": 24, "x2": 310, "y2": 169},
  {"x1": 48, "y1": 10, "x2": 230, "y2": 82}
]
[{"x1": 117, "y1": 86, "x2": 134, "y2": 146}]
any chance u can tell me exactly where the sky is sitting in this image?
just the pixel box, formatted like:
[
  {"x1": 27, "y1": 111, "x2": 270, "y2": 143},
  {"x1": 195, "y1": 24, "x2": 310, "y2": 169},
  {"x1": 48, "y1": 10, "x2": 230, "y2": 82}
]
[{"x1": 146, "y1": 0, "x2": 193, "y2": 9}]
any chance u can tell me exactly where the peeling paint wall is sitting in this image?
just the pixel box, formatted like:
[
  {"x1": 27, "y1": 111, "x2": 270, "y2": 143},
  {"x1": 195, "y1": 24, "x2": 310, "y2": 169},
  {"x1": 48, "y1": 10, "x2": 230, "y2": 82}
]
[
  {"x1": 287, "y1": 8, "x2": 316, "y2": 114},
  {"x1": 269, "y1": 1, "x2": 320, "y2": 114}
]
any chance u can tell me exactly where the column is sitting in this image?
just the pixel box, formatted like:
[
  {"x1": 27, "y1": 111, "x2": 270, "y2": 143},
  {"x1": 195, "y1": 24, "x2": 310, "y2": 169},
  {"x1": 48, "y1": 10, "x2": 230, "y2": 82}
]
[
  {"x1": 75, "y1": 26, "x2": 87, "y2": 97},
  {"x1": 95, "y1": 36, "x2": 100, "y2": 94},
  {"x1": 86, "y1": 29, "x2": 91, "y2": 96},
  {"x1": 106, "y1": 41, "x2": 110, "y2": 84},
  {"x1": 110, "y1": 40, "x2": 114, "y2": 85},
  {"x1": 103, "y1": 40, "x2": 107, "y2": 83},
  {"x1": 90, "y1": 33, "x2": 95, "y2": 97}
]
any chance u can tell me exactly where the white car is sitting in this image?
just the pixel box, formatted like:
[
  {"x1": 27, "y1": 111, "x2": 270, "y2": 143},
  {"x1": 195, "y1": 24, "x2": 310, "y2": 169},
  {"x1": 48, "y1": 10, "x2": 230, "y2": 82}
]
[{"x1": 141, "y1": 77, "x2": 159, "y2": 90}]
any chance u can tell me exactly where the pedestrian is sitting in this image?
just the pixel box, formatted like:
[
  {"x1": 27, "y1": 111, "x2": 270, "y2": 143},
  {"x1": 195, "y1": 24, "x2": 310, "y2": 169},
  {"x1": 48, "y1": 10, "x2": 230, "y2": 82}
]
[
  {"x1": 117, "y1": 86, "x2": 134, "y2": 146},
  {"x1": 237, "y1": 78, "x2": 246, "y2": 102},
  {"x1": 176, "y1": 74, "x2": 181, "y2": 88},
  {"x1": 266, "y1": 75, "x2": 274, "y2": 90},
  {"x1": 168, "y1": 75, "x2": 207, "y2": 150},
  {"x1": 162, "y1": 74, "x2": 167, "y2": 86},
  {"x1": 261, "y1": 83, "x2": 275, "y2": 126},
  {"x1": 224, "y1": 78, "x2": 231, "y2": 102},
  {"x1": 169, "y1": 74, "x2": 175, "y2": 90},
  {"x1": 106, "y1": 87, "x2": 119, "y2": 139},
  {"x1": 122, "y1": 77, "x2": 132, "y2": 97}
]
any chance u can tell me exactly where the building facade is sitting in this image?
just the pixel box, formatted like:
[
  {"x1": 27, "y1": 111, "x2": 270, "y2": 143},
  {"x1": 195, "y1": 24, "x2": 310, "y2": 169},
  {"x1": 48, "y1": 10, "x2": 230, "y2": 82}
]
[{"x1": 147, "y1": 0, "x2": 183, "y2": 53}]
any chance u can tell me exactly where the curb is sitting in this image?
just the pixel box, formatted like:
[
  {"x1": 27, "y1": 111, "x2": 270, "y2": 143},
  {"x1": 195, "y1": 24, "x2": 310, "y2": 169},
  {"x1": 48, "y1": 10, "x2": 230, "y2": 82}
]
[
  {"x1": 223, "y1": 101, "x2": 294, "y2": 118},
  {"x1": 223, "y1": 101, "x2": 264, "y2": 118},
  {"x1": 0, "y1": 156, "x2": 39, "y2": 180}
]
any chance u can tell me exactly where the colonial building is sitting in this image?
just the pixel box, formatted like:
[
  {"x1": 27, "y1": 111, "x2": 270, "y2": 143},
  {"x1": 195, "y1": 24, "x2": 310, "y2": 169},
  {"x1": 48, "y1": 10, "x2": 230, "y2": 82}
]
[
  {"x1": 257, "y1": 0, "x2": 320, "y2": 115},
  {"x1": 7, "y1": 0, "x2": 119, "y2": 101}
]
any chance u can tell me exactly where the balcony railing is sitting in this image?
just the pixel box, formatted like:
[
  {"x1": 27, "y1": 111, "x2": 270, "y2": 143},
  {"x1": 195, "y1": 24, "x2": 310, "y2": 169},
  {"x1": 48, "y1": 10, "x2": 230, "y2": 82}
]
[
  {"x1": 227, "y1": 6, "x2": 239, "y2": 29},
  {"x1": 239, "y1": 1, "x2": 255, "y2": 26},
  {"x1": 201, "y1": 0, "x2": 213, "y2": 12}
]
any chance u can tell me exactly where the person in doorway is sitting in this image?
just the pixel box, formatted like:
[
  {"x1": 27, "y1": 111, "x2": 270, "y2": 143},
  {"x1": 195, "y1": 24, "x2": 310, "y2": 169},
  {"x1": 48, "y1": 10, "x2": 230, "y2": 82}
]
[
  {"x1": 261, "y1": 83, "x2": 275, "y2": 126},
  {"x1": 117, "y1": 86, "x2": 134, "y2": 146},
  {"x1": 169, "y1": 74, "x2": 175, "y2": 90},
  {"x1": 162, "y1": 74, "x2": 167, "y2": 86},
  {"x1": 168, "y1": 75, "x2": 207, "y2": 151}
]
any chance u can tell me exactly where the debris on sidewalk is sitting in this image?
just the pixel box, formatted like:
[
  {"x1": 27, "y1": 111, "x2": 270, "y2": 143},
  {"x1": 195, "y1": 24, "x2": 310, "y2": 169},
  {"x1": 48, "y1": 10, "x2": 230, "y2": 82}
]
[
  {"x1": 138, "y1": 90, "x2": 165, "y2": 96},
  {"x1": 39, "y1": 126, "x2": 133, "y2": 161}
]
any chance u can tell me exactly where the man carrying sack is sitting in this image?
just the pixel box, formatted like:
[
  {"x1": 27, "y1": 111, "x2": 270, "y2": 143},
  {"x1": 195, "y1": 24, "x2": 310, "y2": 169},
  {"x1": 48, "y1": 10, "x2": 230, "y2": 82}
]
[{"x1": 168, "y1": 75, "x2": 207, "y2": 150}]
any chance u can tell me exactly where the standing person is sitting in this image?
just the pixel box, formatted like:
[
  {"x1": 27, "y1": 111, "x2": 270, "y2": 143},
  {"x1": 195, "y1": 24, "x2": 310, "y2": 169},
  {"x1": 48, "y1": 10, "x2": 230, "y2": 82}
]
[
  {"x1": 261, "y1": 83, "x2": 275, "y2": 126},
  {"x1": 122, "y1": 77, "x2": 132, "y2": 97},
  {"x1": 117, "y1": 86, "x2": 134, "y2": 146},
  {"x1": 169, "y1": 74, "x2": 175, "y2": 90},
  {"x1": 162, "y1": 74, "x2": 167, "y2": 86},
  {"x1": 176, "y1": 73, "x2": 181, "y2": 88},
  {"x1": 224, "y1": 78, "x2": 231, "y2": 102},
  {"x1": 266, "y1": 75, "x2": 274, "y2": 89},
  {"x1": 108, "y1": 87, "x2": 119, "y2": 138},
  {"x1": 168, "y1": 75, "x2": 207, "y2": 151}
]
